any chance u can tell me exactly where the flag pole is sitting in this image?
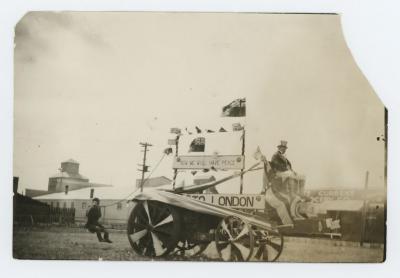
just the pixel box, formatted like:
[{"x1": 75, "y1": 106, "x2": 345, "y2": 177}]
[
  {"x1": 240, "y1": 127, "x2": 245, "y2": 194},
  {"x1": 172, "y1": 134, "x2": 180, "y2": 190}
]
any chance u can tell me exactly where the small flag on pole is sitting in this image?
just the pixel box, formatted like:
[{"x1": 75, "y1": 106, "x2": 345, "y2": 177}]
[
  {"x1": 253, "y1": 146, "x2": 263, "y2": 160},
  {"x1": 164, "y1": 147, "x2": 173, "y2": 155},
  {"x1": 170, "y1": 127, "x2": 181, "y2": 134},
  {"x1": 232, "y1": 123, "x2": 243, "y2": 131},
  {"x1": 221, "y1": 98, "x2": 246, "y2": 117}
]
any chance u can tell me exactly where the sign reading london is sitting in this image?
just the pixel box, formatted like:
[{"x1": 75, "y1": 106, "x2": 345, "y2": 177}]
[
  {"x1": 173, "y1": 155, "x2": 244, "y2": 170},
  {"x1": 186, "y1": 194, "x2": 265, "y2": 209}
]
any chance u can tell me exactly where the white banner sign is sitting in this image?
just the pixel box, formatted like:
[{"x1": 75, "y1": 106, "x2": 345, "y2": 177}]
[
  {"x1": 173, "y1": 155, "x2": 244, "y2": 170},
  {"x1": 186, "y1": 194, "x2": 265, "y2": 209}
]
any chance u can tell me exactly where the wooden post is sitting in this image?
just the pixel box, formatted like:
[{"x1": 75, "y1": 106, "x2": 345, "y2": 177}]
[
  {"x1": 384, "y1": 108, "x2": 388, "y2": 190},
  {"x1": 383, "y1": 108, "x2": 387, "y2": 256},
  {"x1": 360, "y1": 171, "x2": 369, "y2": 246}
]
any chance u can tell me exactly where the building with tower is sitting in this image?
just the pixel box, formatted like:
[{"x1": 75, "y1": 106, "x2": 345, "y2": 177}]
[
  {"x1": 47, "y1": 159, "x2": 90, "y2": 192},
  {"x1": 25, "y1": 159, "x2": 110, "y2": 197}
]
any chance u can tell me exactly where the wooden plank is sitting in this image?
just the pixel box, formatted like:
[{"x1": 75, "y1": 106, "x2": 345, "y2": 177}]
[
  {"x1": 185, "y1": 194, "x2": 265, "y2": 209},
  {"x1": 173, "y1": 155, "x2": 244, "y2": 170}
]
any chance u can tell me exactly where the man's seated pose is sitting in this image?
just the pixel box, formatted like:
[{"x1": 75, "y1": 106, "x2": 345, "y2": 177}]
[
  {"x1": 256, "y1": 141, "x2": 295, "y2": 226},
  {"x1": 85, "y1": 198, "x2": 112, "y2": 243}
]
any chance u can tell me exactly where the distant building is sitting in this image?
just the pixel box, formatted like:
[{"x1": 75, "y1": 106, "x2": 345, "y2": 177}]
[
  {"x1": 303, "y1": 188, "x2": 385, "y2": 243},
  {"x1": 304, "y1": 188, "x2": 386, "y2": 203},
  {"x1": 48, "y1": 159, "x2": 89, "y2": 192},
  {"x1": 135, "y1": 176, "x2": 171, "y2": 188},
  {"x1": 35, "y1": 176, "x2": 172, "y2": 224},
  {"x1": 34, "y1": 186, "x2": 133, "y2": 224},
  {"x1": 25, "y1": 189, "x2": 49, "y2": 198},
  {"x1": 193, "y1": 175, "x2": 216, "y2": 185},
  {"x1": 194, "y1": 175, "x2": 218, "y2": 194},
  {"x1": 25, "y1": 159, "x2": 111, "y2": 198}
]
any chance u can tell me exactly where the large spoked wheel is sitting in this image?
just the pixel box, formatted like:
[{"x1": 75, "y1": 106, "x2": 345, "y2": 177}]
[
  {"x1": 251, "y1": 228, "x2": 284, "y2": 262},
  {"x1": 215, "y1": 216, "x2": 254, "y2": 261},
  {"x1": 127, "y1": 201, "x2": 181, "y2": 257}
]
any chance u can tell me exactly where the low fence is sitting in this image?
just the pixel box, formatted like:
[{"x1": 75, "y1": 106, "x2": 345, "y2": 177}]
[
  {"x1": 48, "y1": 207, "x2": 75, "y2": 224},
  {"x1": 14, "y1": 206, "x2": 75, "y2": 226}
]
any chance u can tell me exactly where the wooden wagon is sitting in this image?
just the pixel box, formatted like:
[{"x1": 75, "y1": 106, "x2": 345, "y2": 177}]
[
  {"x1": 127, "y1": 186, "x2": 284, "y2": 261},
  {"x1": 125, "y1": 127, "x2": 311, "y2": 261}
]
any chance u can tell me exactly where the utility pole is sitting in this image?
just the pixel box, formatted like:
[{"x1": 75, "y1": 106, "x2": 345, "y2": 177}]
[{"x1": 138, "y1": 142, "x2": 152, "y2": 192}]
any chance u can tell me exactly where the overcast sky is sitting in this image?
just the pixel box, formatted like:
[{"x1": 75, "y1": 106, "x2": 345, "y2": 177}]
[{"x1": 14, "y1": 12, "x2": 385, "y2": 194}]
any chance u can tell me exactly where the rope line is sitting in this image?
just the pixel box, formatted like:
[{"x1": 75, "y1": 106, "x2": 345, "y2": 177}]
[{"x1": 101, "y1": 153, "x2": 167, "y2": 208}]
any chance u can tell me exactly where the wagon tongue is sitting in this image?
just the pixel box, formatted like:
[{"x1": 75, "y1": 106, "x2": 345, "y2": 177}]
[{"x1": 170, "y1": 162, "x2": 261, "y2": 194}]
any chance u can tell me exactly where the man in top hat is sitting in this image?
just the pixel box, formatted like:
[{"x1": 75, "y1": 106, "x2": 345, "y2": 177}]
[
  {"x1": 270, "y1": 140, "x2": 292, "y2": 173},
  {"x1": 256, "y1": 141, "x2": 295, "y2": 226}
]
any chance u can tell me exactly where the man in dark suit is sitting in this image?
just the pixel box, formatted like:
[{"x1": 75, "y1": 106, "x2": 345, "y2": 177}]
[
  {"x1": 256, "y1": 141, "x2": 295, "y2": 225},
  {"x1": 270, "y1": 140, "x2": 292, "y2": 172},
  {"x1": 85, "y1": 198, "x2": 112, "y2": 243}
]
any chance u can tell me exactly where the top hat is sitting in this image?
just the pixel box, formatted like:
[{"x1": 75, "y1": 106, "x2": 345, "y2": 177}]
[{"x1": 277, "y1": 140, "x2": 288, "y2": 149}]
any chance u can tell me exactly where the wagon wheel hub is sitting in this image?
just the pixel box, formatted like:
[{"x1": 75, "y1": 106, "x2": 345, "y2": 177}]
[
  {"x1": 215, "y1": 216, "x2": 254, "y2": 262},
  {"x1": 127, "y1": 200, "x2": 181, "y2": 258},
  {"x1": 252, "y1": 228, "x2": 284, "y2": 262},
  {"x1": 146, "y1": 224, "x2": 154, "y2": 231}
]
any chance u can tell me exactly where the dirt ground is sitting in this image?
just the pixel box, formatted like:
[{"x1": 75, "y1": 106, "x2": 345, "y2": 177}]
[{"x1": 13, "y1": 227, "x2": 384, "y2": 262}]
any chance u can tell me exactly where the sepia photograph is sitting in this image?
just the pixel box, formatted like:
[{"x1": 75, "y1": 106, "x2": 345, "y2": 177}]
[{"x1": 12, "y1": 11, "x2": 386, "y2": 263}]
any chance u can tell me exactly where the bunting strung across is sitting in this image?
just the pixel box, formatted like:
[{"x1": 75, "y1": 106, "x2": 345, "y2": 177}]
[{"x1": 221, "y1": 98, "x2": 246, "y2": 117}]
